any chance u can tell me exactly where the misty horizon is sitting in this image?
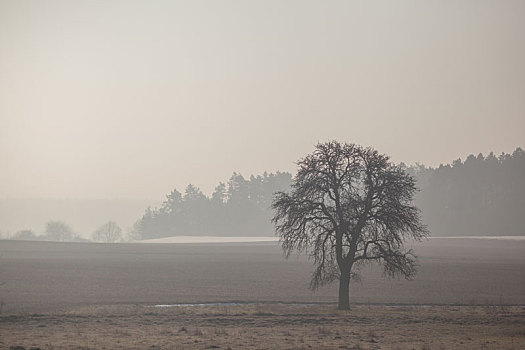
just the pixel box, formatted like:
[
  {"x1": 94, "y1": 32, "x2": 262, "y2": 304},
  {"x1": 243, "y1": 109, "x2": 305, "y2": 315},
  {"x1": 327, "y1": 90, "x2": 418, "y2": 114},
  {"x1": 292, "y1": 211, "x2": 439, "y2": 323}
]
[
  {"x1": 1, "y1": 147, "x2": 523, "y2": 239},
  {"x1": 2, "y1": 1, "x2": 525, "y2": 200},
  {"x1": 1, "y1": 2, "x2": 525, "y2": 348},
  {"x1": 1, "y1": 146, "x2": 523, "y2": 201}
]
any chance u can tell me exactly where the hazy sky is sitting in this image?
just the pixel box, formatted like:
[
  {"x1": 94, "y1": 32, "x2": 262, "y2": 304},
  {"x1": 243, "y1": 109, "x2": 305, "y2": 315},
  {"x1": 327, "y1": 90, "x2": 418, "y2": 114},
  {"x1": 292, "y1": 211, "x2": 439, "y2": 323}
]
[{"x1": 1, "y1": 0, "x2": 524, "y2": 199}]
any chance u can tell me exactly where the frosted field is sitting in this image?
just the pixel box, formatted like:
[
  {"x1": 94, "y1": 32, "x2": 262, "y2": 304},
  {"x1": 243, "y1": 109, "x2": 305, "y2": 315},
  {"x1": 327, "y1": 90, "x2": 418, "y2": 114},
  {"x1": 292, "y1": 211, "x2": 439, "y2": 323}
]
[{"x1": 1, "y1": 237, "x2": 524, "y2": 314}]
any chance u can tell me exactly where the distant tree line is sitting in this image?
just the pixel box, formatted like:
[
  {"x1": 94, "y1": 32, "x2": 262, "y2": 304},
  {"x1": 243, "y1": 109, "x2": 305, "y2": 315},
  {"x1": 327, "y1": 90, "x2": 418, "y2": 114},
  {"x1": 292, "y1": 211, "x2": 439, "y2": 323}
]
[
  {"x1": 8, "y1": 221, "x2": 87, "y2": 242},
  {"x1": 133, "y1": 172, "x2": 292, "y2": 238},
  {"x1": 408, "y1": 147, "x2": 525, "y2": 236},
  {"x1": 7, "y1": 220, "x2": 124, "y2": 243},
  {"x1": 134, "y1": 149, "x2": 524, "y2": 239},
  {"x1": 4, "y1": 149, "x2": 521, "y2": 241}
]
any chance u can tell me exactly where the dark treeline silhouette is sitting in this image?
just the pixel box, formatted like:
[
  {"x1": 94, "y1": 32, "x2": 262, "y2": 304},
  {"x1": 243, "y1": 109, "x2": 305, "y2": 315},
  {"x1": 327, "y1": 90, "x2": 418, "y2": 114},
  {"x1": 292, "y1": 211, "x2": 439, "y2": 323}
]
[
  {"x1": 135, "y1": 172, "x2": 292, "y2": 238},
  {"x1": 407, "y1": 147, "x2": 525, "y2": 236},
  {"x1": 134, "y1": 148, "x2": 524, "y2": 239}
]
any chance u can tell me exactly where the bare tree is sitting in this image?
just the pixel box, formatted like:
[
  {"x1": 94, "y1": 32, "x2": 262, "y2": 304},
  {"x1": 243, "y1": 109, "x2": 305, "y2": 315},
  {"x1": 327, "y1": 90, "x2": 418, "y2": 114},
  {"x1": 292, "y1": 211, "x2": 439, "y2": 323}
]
[
  {"x1": 93, "y1": 221, "x2": 122, "y2": 243},
  {"x1": 45, "y1": 221, "x2": 75, "y2": 242},
  {"x1": 13, "y1": 230, "x2": 38, "y2": 241},
  {"x1": 272, "y1": 141, "x2": 428, "y2": 310}
]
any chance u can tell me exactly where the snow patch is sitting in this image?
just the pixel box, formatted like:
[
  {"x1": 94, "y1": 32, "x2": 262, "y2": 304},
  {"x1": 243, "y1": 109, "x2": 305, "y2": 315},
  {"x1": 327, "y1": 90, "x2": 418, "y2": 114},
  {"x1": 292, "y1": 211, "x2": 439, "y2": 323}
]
[{"x1": 138, "y1": 236, "x2": 279, "y2": 244}]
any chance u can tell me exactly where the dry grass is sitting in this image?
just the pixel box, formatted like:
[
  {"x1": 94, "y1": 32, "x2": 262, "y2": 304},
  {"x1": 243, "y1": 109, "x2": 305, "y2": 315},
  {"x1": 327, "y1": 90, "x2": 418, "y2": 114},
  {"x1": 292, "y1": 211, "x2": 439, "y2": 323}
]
[
  {"x1": 1, "y1": 304, "x2": 524, "y2": 349},
  {"x1": 1, "y1": 239, "x2": 524, "y2": 348}
]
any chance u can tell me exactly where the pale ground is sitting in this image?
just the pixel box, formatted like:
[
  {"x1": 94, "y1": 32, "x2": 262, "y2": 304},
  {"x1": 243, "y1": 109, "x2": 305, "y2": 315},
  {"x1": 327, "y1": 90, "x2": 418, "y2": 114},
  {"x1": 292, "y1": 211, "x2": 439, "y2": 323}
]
[
  {"x1": 1, "y1": 304, "x2": 524, "y2": 349},
  {"x1": 139, "y1": 236, "x2": 279, "y2": 244},
  {"x1": 1, "y1": 239, "x2": 524, "y2": 349}
]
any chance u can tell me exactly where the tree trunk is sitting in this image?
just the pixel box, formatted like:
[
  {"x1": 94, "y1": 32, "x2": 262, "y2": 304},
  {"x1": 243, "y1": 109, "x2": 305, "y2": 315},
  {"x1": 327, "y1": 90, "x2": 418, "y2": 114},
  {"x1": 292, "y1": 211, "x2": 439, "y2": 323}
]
[{"x1": 338, "y1": 266, "x2": 351, "y2": 310}]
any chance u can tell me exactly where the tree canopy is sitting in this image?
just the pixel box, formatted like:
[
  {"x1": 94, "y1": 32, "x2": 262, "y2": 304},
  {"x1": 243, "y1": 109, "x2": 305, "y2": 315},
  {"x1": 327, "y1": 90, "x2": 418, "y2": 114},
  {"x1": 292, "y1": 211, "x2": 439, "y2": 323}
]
[
  {"x1": 131, "y1": 148, "x2": 524, "y2": 240},
  {"x1": 272, "y1": 141, "x2": 428, "y2": 309},
  {"x1": 133, "y1": 172, "x2": 292, "y2": 239},
  {"x1": 409, "y1": 147, "x2": 525, "y2": 236},
  {"x1": 92, "y1": 221, "x2": 122, "y2": 243},
  {"x1": 45, "y1": 221, "x2": 75, "y2": 242}
]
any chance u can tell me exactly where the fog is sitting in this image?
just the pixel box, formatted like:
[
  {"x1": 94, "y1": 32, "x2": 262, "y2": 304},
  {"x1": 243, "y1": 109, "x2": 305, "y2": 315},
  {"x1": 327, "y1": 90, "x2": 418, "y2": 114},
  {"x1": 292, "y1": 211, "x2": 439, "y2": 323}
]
[
  {"x1": 0, "y1": 197, "x2": 159, "y2": 238},
  {"x1": 1, "y1": 2, "x2": 525, "y2": 348},
  {"x1": 3, "y1": 150, "x2": 523, "y2": 240},
  {"x1": 1, "y1": 0, "x2": 524, "y2": 201}
]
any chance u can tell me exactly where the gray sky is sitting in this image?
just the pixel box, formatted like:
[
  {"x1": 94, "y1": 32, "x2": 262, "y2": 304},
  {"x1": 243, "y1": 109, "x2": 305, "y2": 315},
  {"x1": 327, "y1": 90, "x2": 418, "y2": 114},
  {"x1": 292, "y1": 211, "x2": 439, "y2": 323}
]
[{"x1": 1, "y1": 0, "x2": 524, "y2": 199}]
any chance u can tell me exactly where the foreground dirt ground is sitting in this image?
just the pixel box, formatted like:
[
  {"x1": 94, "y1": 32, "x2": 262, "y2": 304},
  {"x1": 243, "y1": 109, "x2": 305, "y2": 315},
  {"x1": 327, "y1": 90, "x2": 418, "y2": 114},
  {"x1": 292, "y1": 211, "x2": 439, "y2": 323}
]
[{"x1": 1, "y1": 304, "x2": 524, "y2": 349}]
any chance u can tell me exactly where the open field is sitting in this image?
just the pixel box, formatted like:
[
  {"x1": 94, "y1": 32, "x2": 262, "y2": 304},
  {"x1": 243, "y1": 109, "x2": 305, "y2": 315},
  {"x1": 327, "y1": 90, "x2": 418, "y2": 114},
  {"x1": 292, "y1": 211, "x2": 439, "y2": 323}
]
[
  {"x1": 1, "y1": 304, "x2": 524, "y2": 349},
  {"x1": 1, "y1": 238, "x2": 525, "y2": 314},
  {"x1": 1, "y1": 238, "x2": 525, "y2": 349}
]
